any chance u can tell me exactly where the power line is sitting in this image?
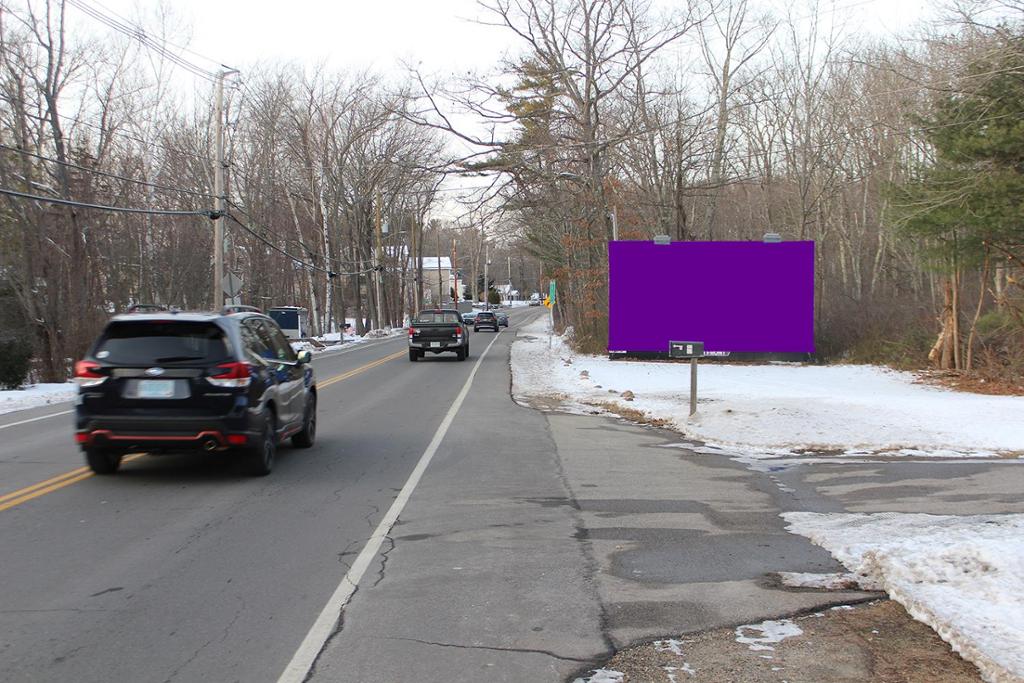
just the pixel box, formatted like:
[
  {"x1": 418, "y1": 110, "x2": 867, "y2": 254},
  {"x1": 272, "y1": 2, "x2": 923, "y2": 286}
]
[
  {"x1": 66, "y1": 0, "x2": 222, "y2": 83},
  {"x1": 0, "y1": 186, "x2": 216, "y2": 217},
  {"x1": 0, "y1": 143, "x2": 215, "y2": 199},
  {"x1": 10, "y1": 107, "x2": 216, "y2": 164},
  {"x1": 224, "y1": 212, "x2": 375, "y2": 278},
  {"x1": 84, "y1": 0, "x2": 230, "y2": 69}
]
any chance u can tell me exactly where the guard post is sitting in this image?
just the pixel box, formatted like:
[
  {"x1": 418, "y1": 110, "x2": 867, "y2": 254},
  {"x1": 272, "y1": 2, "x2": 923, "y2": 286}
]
[{"x1": 669, "y1": 341, "x2": 704, "y2": 416}]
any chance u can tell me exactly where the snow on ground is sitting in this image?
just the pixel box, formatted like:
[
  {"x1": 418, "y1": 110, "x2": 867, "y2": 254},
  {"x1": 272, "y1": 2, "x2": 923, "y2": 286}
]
[
  {"x1": 572, "y1": 670, "x2": 624, "y2": 683},
  {"x1": 734, "y1": 619, "x2": 804, "y2": 652},
  {"x1": 784, "y1": 512, "x2": 1024, "y2": 683},
  {"x1": 291, "y1": 332, "x2": 368, "y2": 356},
  {"x1": 775, "y1": 571, "x2": 876, "y2": 591},
  {"x1": 0, "y1": 383, "x2": 77, "y2": 415},
  {"x1": 653, "y1": 639, "x2": 687, "y2": 656},
  {"x1": 510, "y1": 317, "x2": 1024, "y2": 457},
  {"x1": 317, "y1": 331, "x2": 364, "y2": 344}
]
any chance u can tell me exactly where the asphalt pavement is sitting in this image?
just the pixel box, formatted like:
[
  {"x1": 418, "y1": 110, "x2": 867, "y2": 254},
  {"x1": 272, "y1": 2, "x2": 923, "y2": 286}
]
[
  {"x1": 2, "y1": 309, "x2": 1021, "y2": 683},
  {"x1": 0, "y1": 316, "x2": 535, "y2": 683}
]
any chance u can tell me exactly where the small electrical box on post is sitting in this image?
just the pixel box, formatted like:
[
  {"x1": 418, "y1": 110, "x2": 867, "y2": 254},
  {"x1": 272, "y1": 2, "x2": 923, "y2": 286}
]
[{"x1": 669, "y1": 341, "x2": 704, "y2": 359}]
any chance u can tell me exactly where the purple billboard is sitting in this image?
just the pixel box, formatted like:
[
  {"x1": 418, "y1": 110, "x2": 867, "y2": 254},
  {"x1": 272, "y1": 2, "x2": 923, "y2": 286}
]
[{"x1": 608, "y1": 241, "x2": 815, "y2": 354}]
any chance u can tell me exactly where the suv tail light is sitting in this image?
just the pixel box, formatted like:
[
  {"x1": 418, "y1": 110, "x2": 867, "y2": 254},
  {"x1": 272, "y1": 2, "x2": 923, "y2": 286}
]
[
  {"x1": 207, "y1": 361, "x2": 252, "y2": 388},
  {"x1": 409, "y1": 327, "x2": 417, "y2": 337},
  {"x1": 74, "y1": 360, "x2": 107, "y2": 388}
]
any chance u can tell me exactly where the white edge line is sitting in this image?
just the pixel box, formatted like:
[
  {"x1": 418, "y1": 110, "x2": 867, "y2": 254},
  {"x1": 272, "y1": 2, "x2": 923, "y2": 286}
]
[
  {"x1": 0, "y1": 409, "x2": 74, "y2": 430},
  {"x1": 275, "y1": 330, "x2": 505, "y2": 683}
]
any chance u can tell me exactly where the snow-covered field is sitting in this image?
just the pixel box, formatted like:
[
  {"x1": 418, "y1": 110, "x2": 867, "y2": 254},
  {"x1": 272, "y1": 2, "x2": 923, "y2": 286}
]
[
  {"x1": 785, "y1": 512, "x2": 1024, "y2": 683},
  {"x1": 0, "y1": 383, "x2": 77, "y2": 416},
  {"x1": 510, "y1": 318, "x2": 1024, "y2": 458}
]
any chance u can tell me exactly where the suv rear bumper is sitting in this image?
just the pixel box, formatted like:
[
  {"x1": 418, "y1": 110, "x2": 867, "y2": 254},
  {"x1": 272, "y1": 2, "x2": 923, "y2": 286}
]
[{"x1": 76, "y1": 413, "x2": 260, "y2": 452}]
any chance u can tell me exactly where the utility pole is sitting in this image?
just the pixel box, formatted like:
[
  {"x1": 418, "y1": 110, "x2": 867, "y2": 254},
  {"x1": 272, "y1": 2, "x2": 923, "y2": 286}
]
[
  {"x1": 483, "y1": 240, "x2": 489, "y2": 306},
  {"x1": 411, "y1": 217, "x2": 420, "y2": 313},
  {"x1": 507, "y1": 254, "x2": 512, "y2": 303},
  {"x1": 212, "y1": 70, "x2": 226, "y2": 310},
  {"x1": 451, "y1": 242, "x2": 459, "y2": 304},
  {"x1": 374, "y1": 189, "x2": 384, "y2": 329},
  {"x1": 611, "y1": 206, "x2": 619, "y2": 241},
  {"x1": 436, "y1": 230, "x2": 443, "y2": 306},
  {"x1": 211, "y1": 68, "x2": 238, "y2": 310}
]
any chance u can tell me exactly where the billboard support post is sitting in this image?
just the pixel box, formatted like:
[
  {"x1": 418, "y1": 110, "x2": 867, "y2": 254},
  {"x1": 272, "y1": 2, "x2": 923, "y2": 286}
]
[
  {"x1": 690, "y1": 358, "x2": 697, "y2": 416},
  {"x1": 670, "y1": 341, "x2": 704, "y2": 417}
]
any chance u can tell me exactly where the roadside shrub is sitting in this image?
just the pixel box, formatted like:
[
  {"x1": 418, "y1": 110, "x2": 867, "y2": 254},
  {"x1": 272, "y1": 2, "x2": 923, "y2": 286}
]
[
  {"x1": 487, "y1": 289, "x2": 501, "y2": 305},
  {"x1": 0, "y1": 337, "x2": 33, "y2": 389}
]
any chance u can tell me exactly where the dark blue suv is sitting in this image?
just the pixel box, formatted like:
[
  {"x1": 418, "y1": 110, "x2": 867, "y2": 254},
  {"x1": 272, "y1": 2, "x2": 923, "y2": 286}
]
[{"x1": 74, "y1": 311, "x2": 317, "y2": 476}]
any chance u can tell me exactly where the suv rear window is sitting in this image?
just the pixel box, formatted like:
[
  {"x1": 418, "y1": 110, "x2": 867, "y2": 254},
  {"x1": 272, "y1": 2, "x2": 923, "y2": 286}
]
[
  {"x1": 94, "y1": 321, "x2": 231, "y2": 365},
  {"x1": 414, "y1": 311, "x2": 461, "y2": 324},
  {"x1": 477, "y1": 312, "x2": 496, "y2": 319}
]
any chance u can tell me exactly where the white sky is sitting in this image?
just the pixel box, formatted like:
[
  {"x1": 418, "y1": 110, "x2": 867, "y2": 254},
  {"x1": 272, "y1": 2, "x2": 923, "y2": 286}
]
[
  {"x1": 69, "y1": 0, "x2": 944, "y2": 222},
  {"x1": 87, "y1": 0, "x2": 940, "y2": 82}
]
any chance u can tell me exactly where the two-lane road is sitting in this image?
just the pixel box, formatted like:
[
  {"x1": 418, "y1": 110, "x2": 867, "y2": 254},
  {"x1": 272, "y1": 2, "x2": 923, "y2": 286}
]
[{"x1": 0, "y1": 310, "x2": 560, "y2": 683}]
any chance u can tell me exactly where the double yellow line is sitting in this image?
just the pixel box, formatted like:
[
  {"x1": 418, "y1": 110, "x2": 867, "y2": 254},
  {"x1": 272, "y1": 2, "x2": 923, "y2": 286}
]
[
  {"x1": 0, "y1": 348, "x2": 406, "y2": 514},
  {"x1": 319, "y1": 349, "x2": 406, "y2": 389},
  {"x1": 0, "y1": 454, "x2": 146, "y2": 513}
]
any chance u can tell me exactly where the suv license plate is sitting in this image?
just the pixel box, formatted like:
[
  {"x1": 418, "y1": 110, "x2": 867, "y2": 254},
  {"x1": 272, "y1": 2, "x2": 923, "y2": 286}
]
[
  {"x1": 430, "y1": 341, "x2": 441, "y2": 348},
  {"x1": 138, "y1": 379, "x2": 175, "y2": 398}
]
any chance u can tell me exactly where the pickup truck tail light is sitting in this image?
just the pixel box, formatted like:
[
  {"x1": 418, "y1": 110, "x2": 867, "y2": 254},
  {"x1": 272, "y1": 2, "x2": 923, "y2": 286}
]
[{"x1": 207, "y1": 361, "x2": 252, "y2": 388}]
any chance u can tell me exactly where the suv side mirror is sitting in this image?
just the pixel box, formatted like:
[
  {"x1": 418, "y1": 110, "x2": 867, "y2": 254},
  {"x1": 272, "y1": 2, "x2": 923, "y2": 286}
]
[{"x1": 297, "y1": 350, "x2": 313, "y2": 364}]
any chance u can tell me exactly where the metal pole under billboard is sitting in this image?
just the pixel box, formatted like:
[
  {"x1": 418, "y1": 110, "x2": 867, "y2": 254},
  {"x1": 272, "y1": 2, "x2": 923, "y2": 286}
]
[{"x1": 690, "y1": 358, "x2": 697, "y2": 416}]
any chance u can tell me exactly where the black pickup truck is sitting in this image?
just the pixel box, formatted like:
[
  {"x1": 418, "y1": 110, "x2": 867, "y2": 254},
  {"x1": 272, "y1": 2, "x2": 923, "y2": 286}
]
[{"x1": 408, "y1": 309, "x2": 469, "y2": 361}]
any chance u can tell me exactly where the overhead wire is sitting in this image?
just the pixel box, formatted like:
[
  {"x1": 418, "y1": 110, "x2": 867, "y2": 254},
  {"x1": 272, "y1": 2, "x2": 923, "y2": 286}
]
[
  {"x1": 66, "y1": 0, "x2": 222, "y2": 83},
  {"x1": 0, "y1": 143, "x2": 215, "y2": 199},
  {"x1": 83, "y1": 0, "x2": 228, "y2": 69},
  {"x1": 224, "y1": 198, "x2": 368, "y2": 268},
  {"x1": 11, "y1": 108, "x2": 217, "y2": 164},
  {"x1": 0, "y1": 186, "x2": 217, "y2": 217},
  {"x1": 224, "y1": 211, "x2": 377, "y2": 279}
]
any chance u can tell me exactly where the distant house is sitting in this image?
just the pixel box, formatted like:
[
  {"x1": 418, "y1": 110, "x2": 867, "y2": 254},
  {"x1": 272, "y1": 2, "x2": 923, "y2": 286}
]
[
  {"x1": 496, "y1": 283, "x2": 520, "y2": 302},
  {"x1": 410, "y1": 257, "x2": 466, "y2": 306}
]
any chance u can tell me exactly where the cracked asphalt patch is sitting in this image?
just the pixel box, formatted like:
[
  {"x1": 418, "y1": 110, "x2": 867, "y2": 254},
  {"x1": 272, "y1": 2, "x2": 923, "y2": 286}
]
[{"x1": 590, "y1": 600, "x2": 983, "y2": 683}]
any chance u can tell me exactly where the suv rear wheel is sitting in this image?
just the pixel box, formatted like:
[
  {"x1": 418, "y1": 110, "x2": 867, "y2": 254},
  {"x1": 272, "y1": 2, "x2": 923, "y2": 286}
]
[
  {"x1": 292, "y1": 394, "x2": 317, "y2": 448},
  {"x1": 247, "y1": 410, "x2": 276, "y2": 476},
  {"x1": 85, "y1": 447, "x2": 122, "y2": 475}
]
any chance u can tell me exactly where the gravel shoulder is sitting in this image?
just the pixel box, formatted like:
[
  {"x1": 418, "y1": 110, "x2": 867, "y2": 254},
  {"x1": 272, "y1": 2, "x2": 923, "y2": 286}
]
[{"x1": 586, "y1": 600, "x2": 983, "y2": 683}]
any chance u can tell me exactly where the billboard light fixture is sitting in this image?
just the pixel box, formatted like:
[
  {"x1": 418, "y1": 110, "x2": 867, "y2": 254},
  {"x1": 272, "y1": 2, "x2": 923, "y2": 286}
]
[
  {"x1": 763, "y1": 232, "x2": 782, "y2": 243},
  {"x1": 653, "y1": 234, "x2": 671, "y2": 245}
]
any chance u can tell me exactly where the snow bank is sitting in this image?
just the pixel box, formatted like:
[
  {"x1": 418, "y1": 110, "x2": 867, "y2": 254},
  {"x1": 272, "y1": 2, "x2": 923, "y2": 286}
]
[
  {"x1": 0, "y1": 383, "x2": 76, "y2": 416},
  {"x1": 784, "y1": 512, "x2": 1024, "y2": 683},
  {"x1": 317, "y1": 332, "x2": 362, "y2": 344},
  {"x1": 510, "y1": 318, "x2": 1024, "y2": 457},
  {"x1": 775, "y1": 571, "x2": 876, "y2": 591}
]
